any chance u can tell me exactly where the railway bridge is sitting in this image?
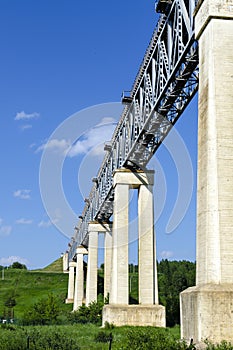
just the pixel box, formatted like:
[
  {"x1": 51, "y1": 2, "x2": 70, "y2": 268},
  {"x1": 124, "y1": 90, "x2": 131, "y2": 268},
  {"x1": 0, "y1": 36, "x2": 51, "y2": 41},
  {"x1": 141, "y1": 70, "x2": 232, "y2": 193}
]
[{"x1": 63, "y1": 0, "x2": 233, "y2": 344}]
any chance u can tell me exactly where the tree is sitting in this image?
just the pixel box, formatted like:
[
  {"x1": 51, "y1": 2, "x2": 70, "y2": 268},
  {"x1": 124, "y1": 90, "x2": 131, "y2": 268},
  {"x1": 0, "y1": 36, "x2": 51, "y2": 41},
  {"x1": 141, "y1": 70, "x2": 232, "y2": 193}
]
[
  {"x1": 23, "y1": 293, "x2": 60, "y2": 325},
  {"x1": 157, "y1": 259, "x2": 196, "y2": 326},
  {"x1": 68, "y1": 300, "x2": 104, "y2": 325},
  {"x1": 10, "y1": 262, "x2": 27, "y2": 270}
]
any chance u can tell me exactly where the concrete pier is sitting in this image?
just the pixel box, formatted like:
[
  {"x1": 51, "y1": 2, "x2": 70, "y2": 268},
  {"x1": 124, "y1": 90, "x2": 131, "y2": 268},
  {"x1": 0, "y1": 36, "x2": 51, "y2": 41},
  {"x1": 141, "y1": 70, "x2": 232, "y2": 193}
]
[
  {"x1": 86, "y1": 227, "x2": 98, "y2": 305},
  {"x1": 65, "y1": 261, "x2": 76, "y2": 304},
  {"x1": 62, "y1": 252, "x2": 69, "y2": 273},
  {"x1": 103, "y1": 169, "x2": 165, "y2": 327},
  {"x1": 138, "y1": 183, "x2": 158, "y2": 305},
  {"x1": 73, "y1": 246, "x2": 88, "y2": 310},
  {"x1": 180, "y1": 0, "x2": 233, "y2": 344},
  {"x1": 104, "y1": 227, "x2": 112, "y2": 299},
  {"x1": 85, "y1": 222, "x2": 112, "y2": 305}
]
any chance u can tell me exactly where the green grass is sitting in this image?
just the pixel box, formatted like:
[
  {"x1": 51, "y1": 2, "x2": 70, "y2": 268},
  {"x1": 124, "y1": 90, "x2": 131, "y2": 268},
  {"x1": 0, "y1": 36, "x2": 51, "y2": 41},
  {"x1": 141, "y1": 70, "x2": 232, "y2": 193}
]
[
  {"x1": 129, "y1": 272, "x2": 138, "y2": 303},
  {"x1": 0, "y1": 266, "x2": 72, "y2": 319},
  {"x1": 35, "y1": 257, "x2": 64, "y2": 273},
  {"x1": 0, "y1": 324, "x2": 182, "y2": 350}
]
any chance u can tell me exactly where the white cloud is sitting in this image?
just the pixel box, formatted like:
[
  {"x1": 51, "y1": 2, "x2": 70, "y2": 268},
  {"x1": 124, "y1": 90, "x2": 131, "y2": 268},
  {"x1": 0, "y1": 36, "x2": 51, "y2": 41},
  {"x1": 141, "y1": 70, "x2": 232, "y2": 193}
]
[
  {"x1": 96, "y1": 117, "x2": 116, "y2": 126},
  {"x1": 13, "y1": 189, "x2": 31, "y2": 200},
  {"x1": 38, "y1": 218, "x2": 59, "y2": 228},
  {"x1": 35, "y1": 138, "x2": 71, "y2": 154},
  {"x1": 20, "y1": 124, "x2": 32, "y2": 131},
  {"x1": 34, "y1": 117, "x2": 116, "y2": 157},
  {"x1": 14, "y1": 111, "x2": 39, "y2": 121},
  {"x1": 68, "y1": 118, "x2": 116, "y2": 157},
  {"x1": 16, "y1": 218, "x2": 33, "y2": 225},
  {"x1": 38, "y1": 210, "x2": 61, "y2": 228},
  {"x1": 29, "y1": 143, "x2": 36, "y2": 149},
  {"x1": 0, "y1": 225, "x2": 12, "y2": 237},
  {"x1": 160, "y1": 250, "x2": 174, "y2": 259},
  {"x1": 0, "y1": 256, "x2": 29, "y2": 266},
  {"x1": 0, "y1": 218, "x2": 12, "y2": 237},
  {"x1": 38, "y1": 220, "x2": 53, "y2": 228}
]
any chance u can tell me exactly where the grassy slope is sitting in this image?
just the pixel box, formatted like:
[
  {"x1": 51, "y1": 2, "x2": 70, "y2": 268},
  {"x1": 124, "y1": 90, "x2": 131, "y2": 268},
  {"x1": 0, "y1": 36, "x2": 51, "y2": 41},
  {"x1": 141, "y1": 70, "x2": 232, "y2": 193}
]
[
  {"x1": 0, "y1": 259, "x2": 72, "y2": 319},
  {"x1": 35, "y1": 257, "x2": 64, "y2": 273}
]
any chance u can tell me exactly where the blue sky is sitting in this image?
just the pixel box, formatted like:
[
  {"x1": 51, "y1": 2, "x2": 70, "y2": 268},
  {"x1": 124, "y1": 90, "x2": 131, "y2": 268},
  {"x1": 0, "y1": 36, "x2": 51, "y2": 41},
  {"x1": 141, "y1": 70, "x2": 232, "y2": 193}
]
[{"x1": 0, "y1": 0, "x2": 198, "y2": 269}]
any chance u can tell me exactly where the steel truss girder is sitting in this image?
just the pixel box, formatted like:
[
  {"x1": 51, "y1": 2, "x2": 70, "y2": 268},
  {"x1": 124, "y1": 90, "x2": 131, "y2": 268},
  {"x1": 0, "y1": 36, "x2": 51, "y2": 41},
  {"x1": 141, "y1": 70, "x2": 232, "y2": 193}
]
[{"x1": 68, "y1": 0, "x2": 199, "y2": 260}]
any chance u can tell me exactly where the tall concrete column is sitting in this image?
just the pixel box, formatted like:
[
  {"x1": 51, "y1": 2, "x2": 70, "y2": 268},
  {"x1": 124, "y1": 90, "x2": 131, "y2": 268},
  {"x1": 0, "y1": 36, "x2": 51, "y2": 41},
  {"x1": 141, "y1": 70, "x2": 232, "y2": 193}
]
[
  {"x1": 63, "y1": 252, "x2": 69, "y2": 273},
  {"x1": 110, "y1": 179, "x2": 129, "y2": 305},
  {"x1": 138, "y1": 183, "x2": 158, "y2": 305},
  {"x1": 65, "y1": 261, "x2": 76, "y2": 303},
  {"x1": 104, "y1": 228, "x2": 112, "y2": 299},
  {"x1": 180, "y1": 0, "x2": 233, "y2": 344},
  {"x1": 73, "y1": 246, "x2": 87, "y2": 310},
  {"x1": 84, "y1": 221, "x2": 112, "y2": 301},
  {"x1": 86, "y1": 225, "x2": 98, "y2": 305},
  {"x1": 103, "y1": 169, "x2": 165, "y2": 327}
]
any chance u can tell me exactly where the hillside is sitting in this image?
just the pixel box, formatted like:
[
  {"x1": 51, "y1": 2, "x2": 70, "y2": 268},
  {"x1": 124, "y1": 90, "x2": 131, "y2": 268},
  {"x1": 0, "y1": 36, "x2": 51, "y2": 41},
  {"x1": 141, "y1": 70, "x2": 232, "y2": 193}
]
[
  {"x1": 0, "y1": 259, "x2": 195, "y2": 326},
  {"x1": 0, "y1": 261, "x2": 71, "y2": 320},
  {"x1": 35, "y1": 257, "x2": 64, "y2": 273}
]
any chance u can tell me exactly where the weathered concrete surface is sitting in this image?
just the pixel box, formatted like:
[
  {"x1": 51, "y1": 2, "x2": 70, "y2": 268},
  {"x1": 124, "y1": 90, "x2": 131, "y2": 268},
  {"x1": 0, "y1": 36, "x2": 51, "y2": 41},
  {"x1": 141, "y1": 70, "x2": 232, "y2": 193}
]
[
  {"x1": 138, "y1": 183, "x2": 158, "y2": 304},
  {"x1": 181, "y1": 284, "x2": 233, "y2": 344},
  {"x1": 102, "y1": 304, "x2": 165, "y2": 327},
  {"x1": 181, "y1": 0, "x2": 233, "y2": 344},
  {"x1": 110, "y1": 182, "x2": 129, "y2": 304},
  {"x1": 195, "y1": 1, "x2": 233, "y2": 287}
]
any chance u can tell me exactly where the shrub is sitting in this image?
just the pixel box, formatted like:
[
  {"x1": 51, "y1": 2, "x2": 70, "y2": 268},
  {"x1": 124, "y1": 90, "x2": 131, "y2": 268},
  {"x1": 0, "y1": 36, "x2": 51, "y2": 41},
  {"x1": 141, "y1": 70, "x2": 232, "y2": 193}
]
[
  {"x1": 22, "y1": 293, "x2": 60, "y2": 325},
  {"x1": 68, "y1": 300, "x2": 103, "y2": 325},
  {"x1": 94, "y1": 330, "x2": 113, "y2": 343},
  {"x1": 123, "y1": 327, "x2": 187, "y2": 350},
  {"x1": 104, "y1": 320, "x2": 114, "y2": 329},
  {"x1": 204, "y1": 340, "x2": 233, "y2": 350},
  {"x1": 0, "y1": 325, "x2": 80, "y2": 350},
  {"x1": 10, "y1": 262, "x2": 27, "y2": 270}
]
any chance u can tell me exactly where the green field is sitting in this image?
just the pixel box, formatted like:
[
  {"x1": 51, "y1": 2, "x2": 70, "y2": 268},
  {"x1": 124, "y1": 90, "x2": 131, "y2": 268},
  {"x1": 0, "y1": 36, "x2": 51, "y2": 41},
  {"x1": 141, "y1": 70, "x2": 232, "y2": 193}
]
[
  {"x1": 0, "y1": 324, "x2": 183, "y2": 350},
  {"x1": 0, "y1": 259, "x2": 72, "y2": 320},
  {"x1": 0, "y1": 259, "x2": 232, "y2": 349}
]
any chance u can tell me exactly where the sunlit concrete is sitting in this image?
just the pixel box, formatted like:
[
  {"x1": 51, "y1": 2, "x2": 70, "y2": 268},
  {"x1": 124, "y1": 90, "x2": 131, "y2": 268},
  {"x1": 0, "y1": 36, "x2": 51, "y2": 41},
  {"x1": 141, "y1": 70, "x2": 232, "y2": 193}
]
[
  {"x1": 65, "y1": 261, "x2": 76, "y2": 304},
  {"x1": 85, "y1": 221, "x2": 112, "y2": 301},
  {"x1": 86, "y1": 227, "x2": 98, "y2": 305},
  {"x1": 104, "y1": 169, "x2": 165, "y2": 327},
  {"x1": 181, "y1": 0, "x2": 233, "y2": 344},
  {"x1": 73, "y1": 246, "x2": 88, "y2": 310}
]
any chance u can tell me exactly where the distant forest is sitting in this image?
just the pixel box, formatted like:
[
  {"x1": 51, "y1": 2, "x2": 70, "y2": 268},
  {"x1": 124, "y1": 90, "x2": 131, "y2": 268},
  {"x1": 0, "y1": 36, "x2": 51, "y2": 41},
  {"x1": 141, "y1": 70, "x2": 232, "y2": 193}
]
[{"x1": 157, "y1": 259, "x2": 195, "y2": 326}]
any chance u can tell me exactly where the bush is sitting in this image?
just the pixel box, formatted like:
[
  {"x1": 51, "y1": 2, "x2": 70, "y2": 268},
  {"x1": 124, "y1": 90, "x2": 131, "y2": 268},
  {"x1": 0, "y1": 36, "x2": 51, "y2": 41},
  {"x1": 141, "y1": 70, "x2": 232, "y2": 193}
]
[
  {"x1": 94, "y1": 330, "x2": 113, "y2": 343},
  {"x1": 10, "y1": 262, "x2": 27, "y2": 270},
  {"x1": 104, "y1": 320, "x2": 114, "y2": 329},
  {"x1": 123, "y1": 327, "x2": 187, "y2": 350},
  {"x1": 204, "y1": 340, "x2": 233, "y2": 350},
  {"x1": 0, "y1": 326, "x2": 80, "y2": 350},
  {"x1": 68, "y1": 300, "x2": 103, "y2": 325},
  {"x1": 22, "y1": 293, "x2": 60, "y2": 325}
]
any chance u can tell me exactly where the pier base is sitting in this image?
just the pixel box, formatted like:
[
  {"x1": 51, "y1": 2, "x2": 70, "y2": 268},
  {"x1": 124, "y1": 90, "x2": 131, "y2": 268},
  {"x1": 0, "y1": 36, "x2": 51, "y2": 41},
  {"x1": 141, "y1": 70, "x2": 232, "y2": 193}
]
[
  {"x1": 180, "y1": 284, "x2": 233, "y2": 344},
  {"x1": 102, "y1": 304, "x2": 165, "y2": 327}
]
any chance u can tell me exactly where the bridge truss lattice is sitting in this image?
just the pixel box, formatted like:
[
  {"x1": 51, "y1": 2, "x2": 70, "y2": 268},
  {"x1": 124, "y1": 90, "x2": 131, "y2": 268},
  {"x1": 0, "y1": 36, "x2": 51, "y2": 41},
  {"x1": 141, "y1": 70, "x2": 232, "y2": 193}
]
[{"x1": 68, "y1": 0, "x2": 199, "y2": 260}]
